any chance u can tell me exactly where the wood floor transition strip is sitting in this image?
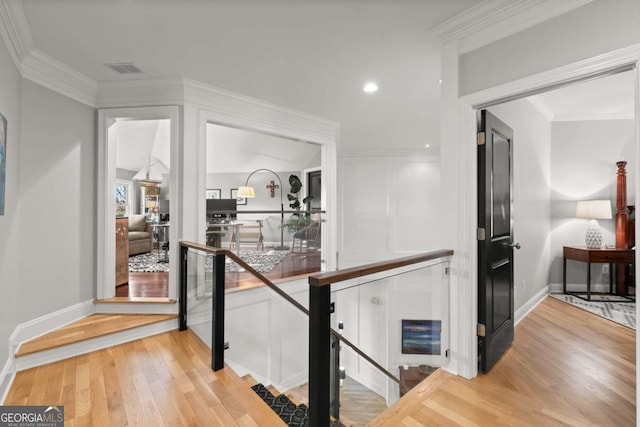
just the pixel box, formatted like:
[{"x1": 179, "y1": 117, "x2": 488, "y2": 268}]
[{"x1": 16, "y1": 313, "x2": 178, "y2": 357}]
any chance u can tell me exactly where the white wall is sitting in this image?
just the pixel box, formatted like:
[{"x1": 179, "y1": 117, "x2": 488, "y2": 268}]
[
  {"x1": 18, "y1": 80, "x2": 96, "y2": 322},
  {"x1": 488, "y1": 99, "x2": 552, "y2": 310},
  {"x1": 459, "y1": 0, "x2": 640, "y2": 95},
  {"x1": 549, "y1": 119, "x2": 635, "y2": 288},
  {"x1": 0, "y1": 31, "x2": 23, "y2": 395},
  {"x1": 338, "y1": 153, "x2": 441, "y2": 268}
]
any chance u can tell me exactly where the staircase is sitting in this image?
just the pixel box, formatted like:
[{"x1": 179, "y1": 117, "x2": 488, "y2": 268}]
[
  {"x1": 243, "y1": 375, "x2": 347, "y2": 427},
  {"x1": 14, "y1": 313, "x2": 178, "y2": 371}
]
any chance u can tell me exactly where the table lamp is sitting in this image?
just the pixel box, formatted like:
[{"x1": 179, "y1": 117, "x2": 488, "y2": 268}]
[{"x1": 576, "y1": 200, "x2": 612, "y2": 248}]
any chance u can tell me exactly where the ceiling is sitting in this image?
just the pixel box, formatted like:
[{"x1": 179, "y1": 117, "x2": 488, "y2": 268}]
[
  {"x1": 17, "y1": 0, "x2": 633, "y2": 164},
  {"x1": 530, "y1": 70, "x2": 635, "y2": 121},
  {"x1": 20, "y1": 0, "x2": 479, "y2": 153}
]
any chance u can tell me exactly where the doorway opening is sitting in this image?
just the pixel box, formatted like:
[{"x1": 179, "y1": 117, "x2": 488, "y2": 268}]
[
  {"x1": 476, "y1": 68, "x2": 637, "y2": 372},
  {"x1": 97, "y1": 106, "x2": 180, "y2": 303},
  {"x1": 205, "y1": 123, "x2": 324, "y2": 289}
]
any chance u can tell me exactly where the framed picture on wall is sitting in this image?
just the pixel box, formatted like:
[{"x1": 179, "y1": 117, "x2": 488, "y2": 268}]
[
  {"x1": 230, "y1": 188, "x2": 247, "y2": 205},
  {"x1": 401, "y1": 319, "x2": 441, "y2": 355},
  {"x1": 206, "y1": 188, "x2": 221, "y2": 199}
]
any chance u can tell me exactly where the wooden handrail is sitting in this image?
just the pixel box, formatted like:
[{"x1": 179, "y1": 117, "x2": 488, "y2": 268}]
[
  {"x1": 179, "y1": 241, "x2": 227, "y2": 255},
  {"x1": 309, "y1": 249, "x2": 453, "y2": 287}
]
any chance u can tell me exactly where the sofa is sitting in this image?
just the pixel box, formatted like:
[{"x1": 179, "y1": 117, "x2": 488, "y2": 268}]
[{"x1": 128, "y1": 214, "x2": 153, "y2": 255}]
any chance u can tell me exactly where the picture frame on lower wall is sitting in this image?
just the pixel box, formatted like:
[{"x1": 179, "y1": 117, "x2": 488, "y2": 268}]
[
  {"x1": 230, "y1": 188, "x2": 247, "y2": 205},
  {"x1": 401, "y1": 319, "x2": 441, "y2": 355},
  {"x1": 206, "y1": 188, "x2": 221, "y2": 199}
]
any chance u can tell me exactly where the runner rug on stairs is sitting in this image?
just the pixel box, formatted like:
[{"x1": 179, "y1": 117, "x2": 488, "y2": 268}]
[{"x1": 251, "y1": 383, "x2": 344, "y2": 427}]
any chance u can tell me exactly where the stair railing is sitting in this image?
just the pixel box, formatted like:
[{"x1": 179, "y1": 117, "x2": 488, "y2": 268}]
[
  {"x1": 308, "y1": 250, "x2": 454, "y2": 427},
  {"x1": 179, "y1": 241, "x2": 452, "y2": 427}
]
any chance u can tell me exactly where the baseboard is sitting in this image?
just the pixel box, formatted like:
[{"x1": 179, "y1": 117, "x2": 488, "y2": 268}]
[
  {"x1": 15, "y1": 317, "x2": 178, "y2": 372},
  {"x1": 94, "y1": 302, "x2": 178, "y2": 314},
  {"x1": 515, "y1": 285, "x2": 550, "y2": 326},
  {"x1": 549, "y1": 282, "x2": 612, "y2": 294},
  {"x1": 10, "y1": 299, "x2": 95, "y2": 355},
  {"x1": 0, "y1": 357, "x2": 16, "y2": 404}
]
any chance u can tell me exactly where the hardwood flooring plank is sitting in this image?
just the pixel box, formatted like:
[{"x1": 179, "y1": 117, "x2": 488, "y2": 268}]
[
  {"x1": 16, "y1": 314, "x2": 177, "y2": 356},
  {"x1": 371, "y1": 296, "x2": 635, "y2": 426}
]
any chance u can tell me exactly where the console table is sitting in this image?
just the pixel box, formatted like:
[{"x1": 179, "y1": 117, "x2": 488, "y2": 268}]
[{"x1": 563, "y1": 246, "x2": 634, "y2": 301}]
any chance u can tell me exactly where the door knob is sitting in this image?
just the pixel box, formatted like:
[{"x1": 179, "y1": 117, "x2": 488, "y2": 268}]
[{"x1": 509, "y1": 242, "x2": 521, "y2": 250}]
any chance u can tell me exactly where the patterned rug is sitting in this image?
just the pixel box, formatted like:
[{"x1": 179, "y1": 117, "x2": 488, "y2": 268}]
[
  {"x1": 251, "y1": 383, "x2": 344, "y2": 427},
  {"x1": 549, "y1": 294, "x2": 636, "y2": 330},
  {"x1": 129, "y1": 252, "x2": 169, "y2": 273},
  {"x1": 226, "y1": 250, "x2": 290, "y2": 273}
]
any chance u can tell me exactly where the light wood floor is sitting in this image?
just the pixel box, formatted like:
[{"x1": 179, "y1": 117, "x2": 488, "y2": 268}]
[
  {"x1": 6, "y1": 296, "x2": 635, "y2": 426},
  {"x1": 372, "y1": 296, "x2": 636, "y2": 426},
  {"x1": 7, "y1": 329, "x2": 286, "y2": 427}
]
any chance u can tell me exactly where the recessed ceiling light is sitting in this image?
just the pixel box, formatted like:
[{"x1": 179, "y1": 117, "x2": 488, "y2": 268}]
[
  {"x1": 437, "y1": 79, "x2": 443, "y2": 84},
  {"x1": 425, "y1": 144, "x2": 430, "y2": 148},
  {"x1": 363, "y1": 82, "x2": 378, "y2": 93}
]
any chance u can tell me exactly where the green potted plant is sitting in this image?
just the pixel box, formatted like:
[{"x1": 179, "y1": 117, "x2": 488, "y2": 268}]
[{"x1": 283, "y1": 174, "x2": 313, "y2": 233}]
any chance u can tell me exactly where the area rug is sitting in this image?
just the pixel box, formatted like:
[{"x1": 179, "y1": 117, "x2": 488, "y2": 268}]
[
  {"x1": 129, "y1": 252, "x2": 170, "y2": 273},
  {"x1": 225, "y1": 249, "x2": 290, "y2": 273},
  {"x1": 549, "y1": 294, "x2": 636, "y2": 330}
]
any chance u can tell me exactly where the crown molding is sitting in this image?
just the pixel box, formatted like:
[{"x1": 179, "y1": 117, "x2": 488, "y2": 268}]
[
  {"x1": 431, "y1": 0, "x2": 592, "y2": 54},
  {"x1": 553, "y1": 112, "x2": 635, "y2": 122},
  {"x1": 339, "y1": 148, "x2": 440, "y2": 159},
  {"x1": 0, "y1": 0, "x2": 33, "y2": 72},
  {"x1": 0, "y1": 1, "x2": 98, "y2": 107},
  {"x1": 184, "y1": 78, "x2": 340, "y2": 145},
  {"x1": 97, "y1": 77, "x2": 185, "y2": 108},
  {"x1": 525, "y1": 96, "x2": 554, "y2": 121},
  {"x1": 22, "y1": 49, "x2": 97, "y2": 107}
]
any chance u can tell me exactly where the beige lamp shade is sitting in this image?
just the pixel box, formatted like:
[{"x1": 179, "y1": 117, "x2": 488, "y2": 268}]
[
  {"x1": 237, "y1": 186, "x2": 256, "y2": 198},
  {"x1": 575, "y1": 200, "x2": 612, "y2": 219}
]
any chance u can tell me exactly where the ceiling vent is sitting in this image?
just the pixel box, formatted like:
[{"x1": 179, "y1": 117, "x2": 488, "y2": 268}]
[{"x1": 104, "y1": 62, "x2": 144, "y2": 74}]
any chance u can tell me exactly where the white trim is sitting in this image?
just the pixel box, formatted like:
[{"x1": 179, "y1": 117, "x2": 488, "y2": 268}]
[
  {"x1": 94, "y1": 303, "x2": 178, "y2": 315},
  {"x1": 97, "y1": 78, "x2": 185, "y2": 108},
  {"x1": 548, "y1": 282, "x2": 611, "y2": 294},
  {"x1": 195, "y1": 85, "x2": 339, "y2": 272},
  {"x1": 338, "y1": 148, "x2": 440, "y2": 158},
  {"x1": 0, "y1": 357, "x2": 15, "y2": 404},
  {"x1": 553, "y1": 112, "x2": 635, "y2": 122},
  {"x1": 0, "y1": 0, "x2": 32, "y2": 72},
  {"x1": 464, "y1": 43, "x2": 640, "y2": 107},
  {"x1": 14, "y1": 318, "x2": 178, "y2": 372},
  {"x1": 97, "y1": 106, "x2": 181, "y2": 302},
  {"x1": 21, "y1": 49, "x2": 97, "y2": 107},
  {"x1": 187, "y1": 78, "x2": 339, "y2": 144},
  {"x1": 431, "y1": 0, "x2": 592, "y2": 54},
  {"x1": 515, "y1": 286, "x2": 549, "y2": 326},
  {"x1": 10, "y1": 300, "x2": 95, "y2": 352},
  {"x1": 525, "y1": 96, "x2": 554, "y2": 121}
]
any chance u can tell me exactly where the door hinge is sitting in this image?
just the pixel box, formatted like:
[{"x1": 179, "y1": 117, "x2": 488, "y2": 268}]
[
  {"x1": 445, "y1": 266, "x2": 450, "y2": 275},
  {"x1": 477, "y1": 228, "x2": 486, "y2": 241},
  {"x1": 477, "y1": 323, "x2": 486, "y2": 337},
  {"x1": 477, "y1": 132, "x2": 485, "y2": 145}
]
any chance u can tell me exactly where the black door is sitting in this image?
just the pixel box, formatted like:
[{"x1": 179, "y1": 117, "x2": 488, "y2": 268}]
[{"x1": 478, "y1": 110, "x2": 518, "y2": 373}]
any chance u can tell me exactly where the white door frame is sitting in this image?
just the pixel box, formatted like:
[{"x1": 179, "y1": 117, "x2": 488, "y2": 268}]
[
  {"x1": 443, "y1": 43, "x2": 640, "y2": 380},
  {"x1": 97, "y1": 106, "x2": 180, "y2": 301}
]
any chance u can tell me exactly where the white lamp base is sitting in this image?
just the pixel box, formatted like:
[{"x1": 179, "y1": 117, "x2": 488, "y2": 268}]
[{"x1": 585, "y1": 219, "x2": 603, "y2": 248}]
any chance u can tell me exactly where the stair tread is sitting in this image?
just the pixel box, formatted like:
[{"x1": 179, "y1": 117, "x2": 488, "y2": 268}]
[{"x1": 16, "y1": 313, "x2": 177, "y2": 357}]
